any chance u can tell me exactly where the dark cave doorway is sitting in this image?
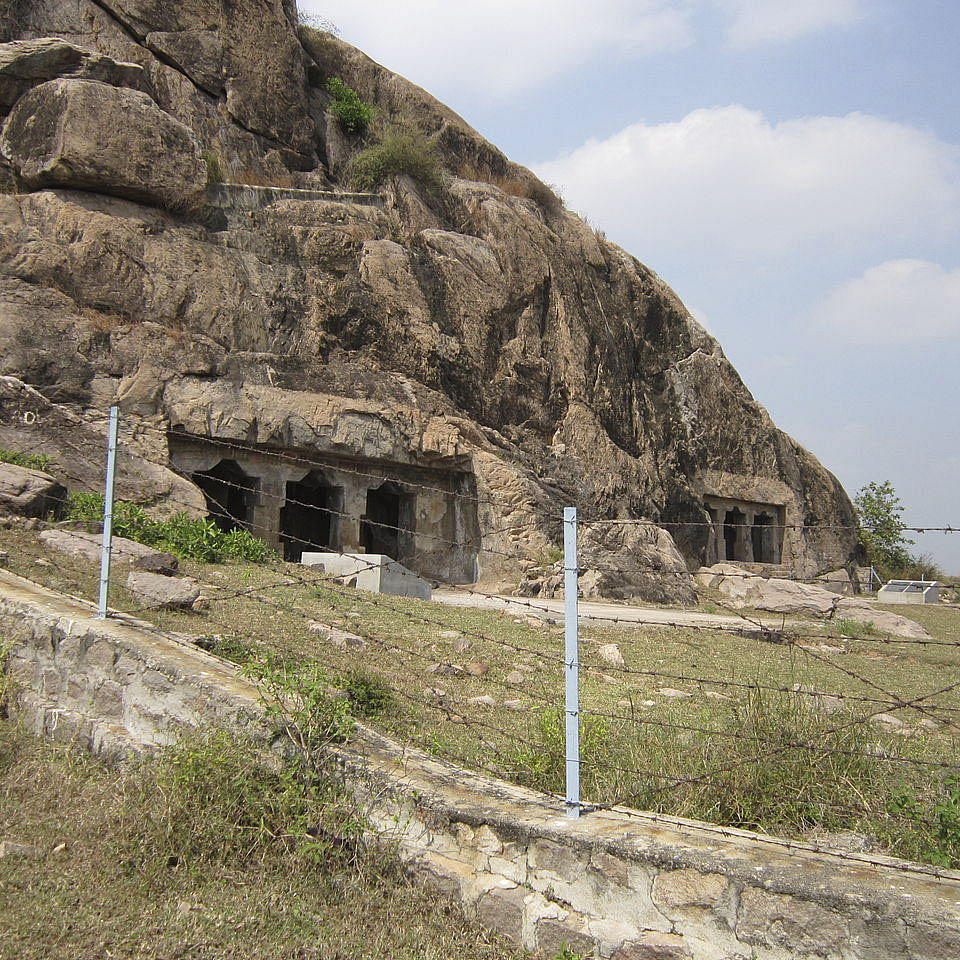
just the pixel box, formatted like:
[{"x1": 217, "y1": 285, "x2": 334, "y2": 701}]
[
  {"x1": 192, "y1": 459, "x2": 257, "y2": 533},
  {"x1": 360, "y1": 481, "x2": 414, "y2": 562},
  {"x1": 280, "y1": 471, "x2": 340, "y2": 562}
]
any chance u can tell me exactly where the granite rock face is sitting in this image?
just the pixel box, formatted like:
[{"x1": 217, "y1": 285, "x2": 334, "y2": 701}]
[
  {"x1": 2, "y1": 77, "x2": 205, "y2": 207},
  {"x1": 0, "y1": 35, "x2": 145, "y2": 107},
  {"x1": 0, "y1": 7, "x2": 860, "y2": 599},
  {"x1": 0, "y1": 462, "x2": 65, "y2": 517}
]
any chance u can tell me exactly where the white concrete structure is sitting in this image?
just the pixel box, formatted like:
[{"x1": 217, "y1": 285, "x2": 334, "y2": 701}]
[
  {"x1": 878, "y1": 580, "x2": 942, "y2": 605},
  {"x1": 300, "y1": 552, "x2": 432, "y2": 600}
]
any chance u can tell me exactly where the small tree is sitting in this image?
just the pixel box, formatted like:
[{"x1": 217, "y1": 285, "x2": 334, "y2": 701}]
[{"x1": 854, "y1": 480, "x2": 913, "y2": 571}]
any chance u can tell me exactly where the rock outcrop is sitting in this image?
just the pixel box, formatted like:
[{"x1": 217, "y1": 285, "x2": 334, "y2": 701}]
[
  {"x1": 3, "y1": 77, "x2": 206, "y2": 207},
  {"x1": 699, "y1": 563, "x2": 929, "y2": 639},
  {"x1": 0, "y1": 5, "x2": 860, "y2": 600},
  {"x1": 0, "y1": 461, "x2": 65, "y2": 517}
]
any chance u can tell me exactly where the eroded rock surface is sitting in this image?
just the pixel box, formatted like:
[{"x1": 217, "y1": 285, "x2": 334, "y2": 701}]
[
  {"x1": 0, "y1": 462, "x2": 65, "y2": 517},
  {"x1": 2, "y1": 77, "x2": 205, "y2": 207},
  {"x1": 701, "y1": 563, "x2": 930, "y2": 639},
  {"x1": 0, "y1": 9, "x2": 860, "y2": 600}
]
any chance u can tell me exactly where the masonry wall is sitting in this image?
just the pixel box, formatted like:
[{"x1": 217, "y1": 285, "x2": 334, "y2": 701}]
[{"x1": 3, "y1": 568, "x2": 960, "y2": 960}]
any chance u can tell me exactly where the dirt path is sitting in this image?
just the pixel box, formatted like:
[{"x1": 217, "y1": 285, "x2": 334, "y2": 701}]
[{"x1": 432, "y1": 589, "x2": 802, "y2": 632}]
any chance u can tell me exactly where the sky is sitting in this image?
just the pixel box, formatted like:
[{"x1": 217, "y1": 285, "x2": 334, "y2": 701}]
[{"x1": 303, "y1": 0, "x2": 960, "y2": 572}]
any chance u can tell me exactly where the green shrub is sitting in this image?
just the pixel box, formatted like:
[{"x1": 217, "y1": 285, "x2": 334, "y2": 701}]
[
  {"x1": 194, "y1": 633, "x2": 255, "y2": 665},
  {"x1": 890, "y1": 775, "x2": 960, "y2": 867},
  {"x1": 338, "y1": 670, "x2": 398, "y2": 718},
  {"x1": 325, "y1": 77, "x2": 375, "y2": 135},
  {"x1": 832, "y1": 617, "x2": 877, "y2": 637},
  {"x1": 0, "y1": 449, "x2": 55, "y2": 472},
  {"x1": 63, "y1": 493, "x2": 275, "y2": 564},
  {"x1": 348, "y1": 131, "x2": 443, "y2": 192},
  {"x1": 242, "y1": 654, "x2": 356, "y2": 752}
]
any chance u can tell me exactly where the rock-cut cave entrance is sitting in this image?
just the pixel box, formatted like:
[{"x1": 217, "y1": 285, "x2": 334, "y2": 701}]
[
  {"x1": 750, "y1": 512, "x2": 781, "y2": 564},
  {"x1": 279, "y1": 471, "x2": 341, "y2": 562},
  {"x1": 361, "y1": 481, "x2": 415, "y2": 563},
  {"x1": 192, "y1": 459, "x2": 257, "y2": 533},
  {"x1": 723, "y1": 508, "x2": 746, "y2": 561}
]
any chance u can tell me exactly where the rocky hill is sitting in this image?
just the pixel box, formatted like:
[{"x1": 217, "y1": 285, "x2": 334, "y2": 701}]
[{"x1": 0, "y1": 1, "x2": 858, "y2": 601}]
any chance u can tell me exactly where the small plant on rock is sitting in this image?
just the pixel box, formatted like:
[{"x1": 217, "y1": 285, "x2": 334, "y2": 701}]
[
  {"x1": 348, "y1": 130, "x2": 443, "y2": 192},
  {"x1": 202, "y1": 148, "x2": 224, "y2": 185},
  {"x1": 0, "y1": 449, "x2": 55, "y2": 472},
  {"x1": 325, "y1": 77, "x2": 375, "y2": 135}
]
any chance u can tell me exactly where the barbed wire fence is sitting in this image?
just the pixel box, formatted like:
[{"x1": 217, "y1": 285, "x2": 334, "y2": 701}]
[{"x1": 4, "y1": 404, "x2": 960, "y2": 878}]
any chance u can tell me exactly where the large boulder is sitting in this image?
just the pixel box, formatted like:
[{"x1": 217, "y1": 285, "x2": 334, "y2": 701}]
[
  {"x1": 579, "y1": 521, "x2": 696, "y2": 605},
  {"x1": 832, "y1": 598, "x2": 931, "y2": 641},
  {"x1": 0, "y1": 377, "x2": 207, "y2": 518},
  {"x1": 1, "y1": 77, "x2": 205, "y2": 208},
  {"x1": 125, "y1": 570, "x2": 200, "y2": 609},
  {"x1": 0, "y1": 462, "x2": 65, "y2": 517},
  {"x1": 39, "y1": 529, "x2": 176, "y2": 569},
  {"x1": 0, "y1": 37, "x2": 145, "y2": 110},
  {"x1": 704, "y1": 564, "x2": 930, "y2": 639},
  {"x1": 92, "y1": 0, "x2": 313, "y2": 157}
]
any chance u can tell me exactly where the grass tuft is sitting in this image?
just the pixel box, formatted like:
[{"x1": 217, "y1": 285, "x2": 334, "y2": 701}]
[
  {"x1": 0, "y1": 448, "x2": 55, "y2": 472},
  {"x1": 348, "y1": 131, "x2": 443, "y2": 193}
]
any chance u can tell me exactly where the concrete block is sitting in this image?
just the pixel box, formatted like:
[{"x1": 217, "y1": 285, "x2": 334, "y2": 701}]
[{"x1": 300, "y1": 552, "x2": 432, "y2": 600}]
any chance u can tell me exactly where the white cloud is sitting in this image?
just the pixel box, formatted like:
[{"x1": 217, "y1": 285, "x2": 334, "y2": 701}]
[
  {"x1": 303, "y1": 0, "x2": 693, "y2": 98},
  {"x1": 534, "y1": 106, "x2": 960, "y2": 262},
  {"x1": 711, "y1": 0, "x2": 868, "y2": 48},
  {"x1": 813, "y1": 260, "x2": 960, "y2": 342}
]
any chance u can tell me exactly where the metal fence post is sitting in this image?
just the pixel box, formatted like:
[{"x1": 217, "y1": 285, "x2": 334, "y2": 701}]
[
  {"x1": 97, "y1": 406, "x2": 120, "y2": 620},
  {"x1": 563, "y1": 506, "x2": 581, "y2": 818}
]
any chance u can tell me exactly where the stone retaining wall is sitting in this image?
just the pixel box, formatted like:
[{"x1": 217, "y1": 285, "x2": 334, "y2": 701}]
[
  {"x1": 207, "y1": 182, "x2": 383, "y2": 211},
  {"x1": 3, "y1": 568, "x2": 960, "y2": 959}
]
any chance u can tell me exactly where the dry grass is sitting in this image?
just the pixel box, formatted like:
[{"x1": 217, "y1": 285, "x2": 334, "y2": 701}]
[
  {"x1": 4, "y1": 523, "x2": 960, "y2": 864},
  {"x1": 0, "y1": 722, "x2": 529, "y2": 960},
  {"x1": 79, "y1": 306, "x2": 126, "y2": 334},
  {"x1": 233, "y1": 168, "x2": 295, "y2": 189},
  {"x1": 453, "y1": 162, "x2": 564, "y2": 217}
]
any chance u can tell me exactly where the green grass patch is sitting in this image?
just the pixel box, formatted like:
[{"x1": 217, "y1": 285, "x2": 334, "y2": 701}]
[
  {"x1": 0, "y1": 449, "x2": 54, "y2": 472},
  {"x1": 0, "y1": 721, "x2": 527, "y2": 959},
  {"x1": 63, "y1": 492, "x2": 276, "y2": 564},
  {"x1": 4, "y1": 523, "x2": 960, "y2": 867}
]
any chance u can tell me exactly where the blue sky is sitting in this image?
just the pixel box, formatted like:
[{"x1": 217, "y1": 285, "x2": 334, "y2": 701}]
[{"x1": 304, "y1": 0, "x2": 960, "y2": 571}]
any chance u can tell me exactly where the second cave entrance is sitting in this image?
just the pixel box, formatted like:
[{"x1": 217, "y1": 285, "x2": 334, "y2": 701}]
[
  {"x1": 360, "y1": 481, "x2": 415, "y2": 563},
  {"x1": 279, "y1": 470, "x2": 341, "y2": 562}
]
